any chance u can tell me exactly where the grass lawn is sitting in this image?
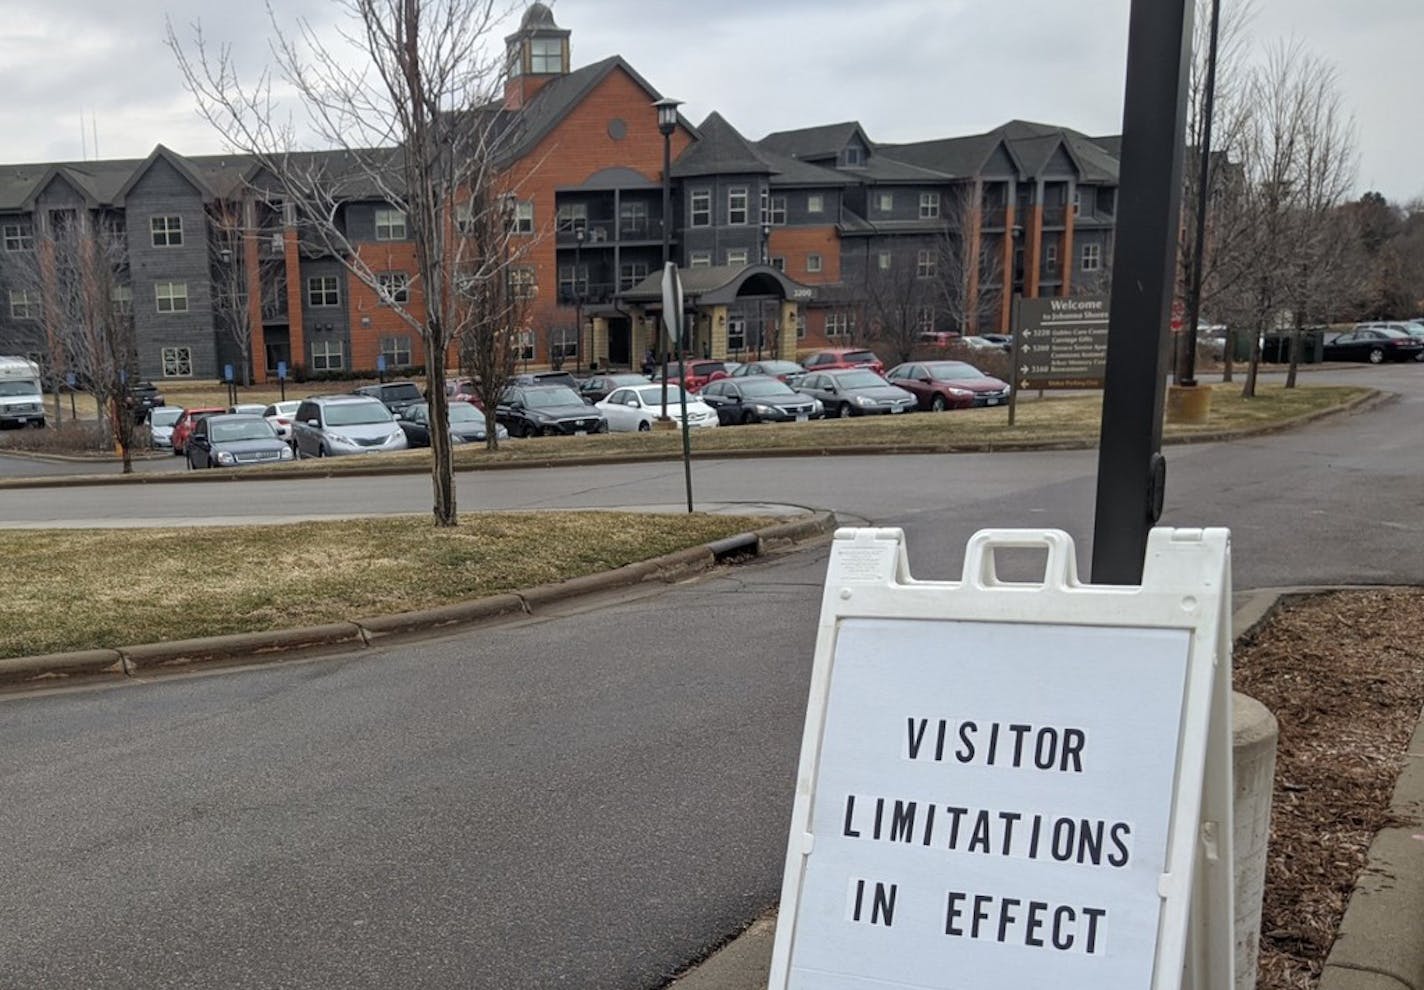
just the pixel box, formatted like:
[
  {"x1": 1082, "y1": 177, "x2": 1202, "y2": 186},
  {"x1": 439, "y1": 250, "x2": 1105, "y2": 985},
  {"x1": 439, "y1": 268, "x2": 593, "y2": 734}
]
[
  {"x1": 0, "y1": 512, "x2": 766, "y2": 659},
  {"x1": 224, "y1": 382, "x2": 1368, "y2": 477}
]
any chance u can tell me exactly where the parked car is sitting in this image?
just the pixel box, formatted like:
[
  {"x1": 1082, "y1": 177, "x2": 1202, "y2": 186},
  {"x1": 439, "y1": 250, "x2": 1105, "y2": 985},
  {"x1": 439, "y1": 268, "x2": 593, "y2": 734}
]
[
  {"x1": 262, "y1": 400, "x2": 303, "y2": 443},
  {"x1": 698, "y1": 376, "x2": 822, "y2": 425},
  {"x1": 595, "y1": 384, "x2": 719, "y2": 432},
  {"x1": 185, "y1": 413, "x2": 294, "y2": 469},
  {"x1": 126, "y1": 381, "x2": 165, "y2": 423},
  {"x1": 510, "y1": 371, "x2": 579, "y2": 391},
  {"x1": 396, "y1": 401, "x2": 507, "y2": 446},
  {"x1": 730, "y1": 359, "x2": 806, "y2": 385},
  {"x1": 147, "y1": 406, "x2": 184, "y2": 449},
  {"x1": 962, "y1": 335, "x2": 1010, "y2": 353},
  {"x1": 916, "y1": 330, "x2": 961, "y2": 348},
  {"x1": 577, "y1": 373, "x2": 649, "y2": 404},
  {"x1": 800, "y1": 348, "x2": 885, "y2": 375},
  {"x1": 291, "y1": 395, "x2": 409, "y2": 458},
  {"x1": 170, "y1": 406, "x2": 226, "y2": 456},
  {"x1": 650, "y1": 359, "x2": 733, "y2": 392},
  {"x1": 1323, "y1": 327, "x2": 1423, "y2": 364},
  {"x1": 796, "y1": 368, "x2": 917, "y2": 418},
  {"x1": 355, "y1": 380, "x2": 424, "y2": 416},
  {"x1": 1356, "y1": 322, "x2": 1424, "y2": 362},
  {"x1": 886, "y1": 361, "x2": 1011, "y2": 410},
  {"x1": 496, "y1": 384, "x2": 608, "y2": 438},
  {"x1": 979, "y1": 333, "x2": 1013, "y2": 350},
  {"x1": 229, "y1": 403, "x2": 268, "y2": 416}
]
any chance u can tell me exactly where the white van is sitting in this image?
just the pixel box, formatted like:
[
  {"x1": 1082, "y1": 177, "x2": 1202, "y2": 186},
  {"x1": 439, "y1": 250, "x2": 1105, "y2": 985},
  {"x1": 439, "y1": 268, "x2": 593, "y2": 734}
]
[{"x1": 0, "y1": 356, "x2": 46, "y2": 428}]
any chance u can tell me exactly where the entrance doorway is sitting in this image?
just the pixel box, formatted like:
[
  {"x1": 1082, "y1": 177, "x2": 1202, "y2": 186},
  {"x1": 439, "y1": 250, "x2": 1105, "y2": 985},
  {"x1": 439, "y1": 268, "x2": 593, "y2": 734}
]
[
  {"x1": 607, "y1": 317, "x2": 631, "y2": 368},
  {"x1": 265, "y1": 332, "x2": 291, "y2": 375}
]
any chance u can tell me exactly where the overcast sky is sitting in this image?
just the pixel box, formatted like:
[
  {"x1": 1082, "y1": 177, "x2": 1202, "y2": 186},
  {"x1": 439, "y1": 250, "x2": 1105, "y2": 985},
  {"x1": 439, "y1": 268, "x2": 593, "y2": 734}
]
[{"x1": 1, "y1": 0, "x2": 1418, "y2": 202}]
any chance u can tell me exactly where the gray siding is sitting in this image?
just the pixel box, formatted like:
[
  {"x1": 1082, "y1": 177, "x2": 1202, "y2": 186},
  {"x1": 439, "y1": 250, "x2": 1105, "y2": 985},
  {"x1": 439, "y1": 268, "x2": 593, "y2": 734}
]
[
  {"x1": 298, "y1": 257, "x2": 351, "y2": 368},
  {"x1": 123, "y1": 157, "x2": 218, "y2": 379}
]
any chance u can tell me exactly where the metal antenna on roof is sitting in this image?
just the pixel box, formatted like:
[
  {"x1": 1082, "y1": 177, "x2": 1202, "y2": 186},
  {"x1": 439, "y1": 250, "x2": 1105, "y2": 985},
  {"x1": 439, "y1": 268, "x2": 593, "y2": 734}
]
[
  {"x1": 80, "y1": 115, "x2": 88, "y2": 161},
  {"x1": 92, "y1": 110, "x2": 100, "y2": 160}
]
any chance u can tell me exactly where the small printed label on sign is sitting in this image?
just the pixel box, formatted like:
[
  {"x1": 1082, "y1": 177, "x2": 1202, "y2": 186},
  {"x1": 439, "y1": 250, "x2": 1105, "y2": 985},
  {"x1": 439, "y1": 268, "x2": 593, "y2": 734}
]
[{"x1": 831, "y1": 545, "x2": 898, "y2": 584}]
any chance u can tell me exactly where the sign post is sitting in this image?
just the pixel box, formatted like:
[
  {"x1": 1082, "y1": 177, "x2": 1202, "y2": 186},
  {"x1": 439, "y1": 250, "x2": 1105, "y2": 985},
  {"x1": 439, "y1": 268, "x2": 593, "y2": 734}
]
[
  {"x1": 661, "y1": 261, "x2": 693, "y2": 513},
  {"x1": 769, "y1": 526, "x2": 1234, "y2": 990}
]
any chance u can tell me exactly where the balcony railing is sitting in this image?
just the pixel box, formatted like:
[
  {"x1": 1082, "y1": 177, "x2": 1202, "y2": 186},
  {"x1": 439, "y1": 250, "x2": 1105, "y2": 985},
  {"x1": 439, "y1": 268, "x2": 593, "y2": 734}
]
[
  {"x1": 980, "y1": 207, "x2": 1008, "y2": 229},
  {"x1": 555, "y1": 218, "x2": 669, "y2": 245},
  {"x1": 1042, "y1": 206, "x2": 1067, "y2": 227},
  {"x1": 557, "y1": 282, "x2": 616, "y2": 306}
]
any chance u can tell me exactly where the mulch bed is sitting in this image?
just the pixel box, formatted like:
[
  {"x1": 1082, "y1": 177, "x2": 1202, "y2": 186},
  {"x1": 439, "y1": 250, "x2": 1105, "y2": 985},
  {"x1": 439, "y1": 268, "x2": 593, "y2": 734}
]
[{"x1": 1234, "y1": 589, "x2": 1424, "y2": 989}]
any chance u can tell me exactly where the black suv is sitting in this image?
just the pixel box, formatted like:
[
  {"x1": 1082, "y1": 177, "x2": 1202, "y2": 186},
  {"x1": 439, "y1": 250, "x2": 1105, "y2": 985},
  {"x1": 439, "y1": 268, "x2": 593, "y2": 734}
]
[
  {"x1": 126, "y1": 382, "x2": 165, "y2": 423},
  {"x1": 354, "y1": 381, "x2": 424, "y2": 415},
  {"x1": 496, "y1": 384, "x2": 607, "y2": 438}
]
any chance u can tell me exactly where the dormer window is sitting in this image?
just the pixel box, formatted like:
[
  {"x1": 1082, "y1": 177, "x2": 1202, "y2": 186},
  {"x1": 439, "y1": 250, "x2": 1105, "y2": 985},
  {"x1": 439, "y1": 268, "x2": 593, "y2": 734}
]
[
  {"x1": 530, "y1": 37, "x2": 563, "y2": 73},
  {"x1": 841, "y1": 145, "x2": 865, "y2": 168}
]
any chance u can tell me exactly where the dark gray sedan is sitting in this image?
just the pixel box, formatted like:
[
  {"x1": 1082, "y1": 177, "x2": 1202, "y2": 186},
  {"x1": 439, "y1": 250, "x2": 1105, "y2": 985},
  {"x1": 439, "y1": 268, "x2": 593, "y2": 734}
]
[
  {"x1": 396, "y1": 402, "x2": 508, "y2": 446},
  {"x1": 795, "y1": 368, "x2": 917, "y2": 418},
  {"x1": 185, "y1": 414, "x2": 294, "y2": 469}
]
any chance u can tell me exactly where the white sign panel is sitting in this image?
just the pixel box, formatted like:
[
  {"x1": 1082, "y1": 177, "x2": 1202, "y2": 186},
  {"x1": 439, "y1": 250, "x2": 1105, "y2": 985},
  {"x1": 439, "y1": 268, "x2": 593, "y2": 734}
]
[{"x1": 770, "y1": 527, "x2": 1234, "y2": 990}]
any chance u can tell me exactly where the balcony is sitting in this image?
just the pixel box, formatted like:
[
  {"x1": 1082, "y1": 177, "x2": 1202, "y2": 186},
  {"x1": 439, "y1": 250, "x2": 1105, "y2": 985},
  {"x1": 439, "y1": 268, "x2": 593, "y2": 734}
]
[
  {"x1": 557, "y1": 282, "x2": 616, "y2": 306},
  {"x1": 257, "y1": 229, "x2": 286, "y2": 259},
  {"x1": 1042, "y1": 206, "x2": 1067, "y2": 227},
  {"x1": 980, "y1": 207, "x2": 1008, "y2": 230},
  {"x1": 555, "y1": 218, "x2": 669, "y2": 246}
]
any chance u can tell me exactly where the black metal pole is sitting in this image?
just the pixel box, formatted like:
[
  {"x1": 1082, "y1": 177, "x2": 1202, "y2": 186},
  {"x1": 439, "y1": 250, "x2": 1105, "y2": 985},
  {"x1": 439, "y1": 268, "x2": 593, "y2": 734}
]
[
  {"x1": 574, "y1": 235, "x2": 583, "y2": 374},
  {"x1": 660, "y1": 129, "x2": 672, "y2": 420},
  {"x1": 1090, "y1": 0, "x2": 1194, "y2": 585},
  {"x1": 677, "y1": 331, "x2": 693, "y2": 513},
  {"x1": 1178, "y1": 0, "x2": 1222, "y2": 387}
]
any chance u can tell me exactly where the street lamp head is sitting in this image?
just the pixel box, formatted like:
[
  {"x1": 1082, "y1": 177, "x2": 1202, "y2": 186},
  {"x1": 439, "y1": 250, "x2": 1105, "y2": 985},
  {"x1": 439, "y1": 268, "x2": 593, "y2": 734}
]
[{"x1": 652, "y1": 97, "x2": 682, "y2": 137}]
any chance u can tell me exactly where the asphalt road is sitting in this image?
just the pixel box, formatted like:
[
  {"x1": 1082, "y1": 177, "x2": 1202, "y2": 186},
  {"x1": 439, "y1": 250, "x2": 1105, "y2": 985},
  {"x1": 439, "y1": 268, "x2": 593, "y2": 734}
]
[{"x1": 0, "y1": 363, "x2": 1420, "y2": 988}]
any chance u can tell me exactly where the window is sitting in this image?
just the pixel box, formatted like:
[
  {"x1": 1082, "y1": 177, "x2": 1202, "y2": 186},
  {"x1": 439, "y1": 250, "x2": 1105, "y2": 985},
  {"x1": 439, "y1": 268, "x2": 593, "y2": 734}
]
[
  {"x1": 150, "y1": 215, "x2": 183, "y2": 247},
  {"x1": 311, "y1": 340, "x2": 344, "y2": 371},
  {"x1": 619, "y1": 201, "x2": 647, "y2": 236},
  {"x1": 842, "y1": 146, "x2": 864, "y2": 167},
  {"x1": 556, "y1": 202, "x2": 587, "y2": 232},
  {"x1": 8, "y1": 289, "x2": 39, "y2": 319},
  {"x1": 877, "y1": 251, "x2": 892, "y2": 271},
  {"x1": 916, "y1": 250, "x2": 936, "y2": 279},
  {"x1": 916, "y1": 306, "x2": 935, "y2": 332},
  {"x1": 619, "y1": 261, "x2": 648, "y2": 291},
  {"x1": 825, "y1": 310, "x2": 856, "y2": 338},
  {"x1": 155, "y1": 281, "x2": 189, "y2": 314},
  {"x1": 559, "y1": 264, "x2": 589, "y2": 299},
  {"x1": 1045, "y1": 243, "x2": 1059, "y2": 275},
  {"x1": 690, "y1": 189, "x2": 711, "y2": 228},
  {"x1": 919, "y1": 193, "x2": 940, "y2": 219},
  {"x1": 509, "y1": 266, "x2": 537, "y2": 299},
  {"x1": 380, "y1": 335, "x2": 412, "y2": 367},
  {"x1": 689, "y1": 250, "x2": 712, "y2": 269},
  {"x1": 876, "y1": 192, "x2": 894, "y2": 212},
  {"x1": 377, "y1": 272, "x2": 410, "y2": 304},
  {"x1": 2, "y1": 221, "x2": 33, "y2": 251},
  {"x1": 375, "y1": 208, "x2": 407, "y2": 241},
  {"x1": 1081, "y1": 243, "x2": 1102, "y2": 272},
  {"x1": 512, "y1": 200, "x2": 534, "y2": 234},
  {"x1": 726, "y1": 248, "x2": 749, "y2": 267},
  {"x1": 795, "y1": 312, "x2": 807, "y2": 339},
  {"x1": 307, "y1": 275, "x2": 340, "y2": 307},
  {"x1": 728, "y1": 187, "x2": 749, "y2": 225},
  {"x1": 160, "y1": 346, "x2": 192, "y2": 378},
  {"x1": 807, "y1": 193, "x2": 824, "y2": 214},
  {"x1": 727, "y1": 315, "x2": 747, "y2": 351},
  {"x1": 760, "y1": 191, "x2": 787, "y2": 225},
  {"x1": 111, "y1": 285, "x2": 133, "y2": 315},
  {"x1": 807, "y1": 253, "x2": 823, "y2": 274},
  {"x1": 530, "y1": 37, "x2": 563, "y2": 73},
  {"x1": 771, "y1": 256, "x2": 786, "y2": 272},
  {"x1": 551, "y1": 326, "x2": 579, "y2": 363},
  {"x1": 1072, "y1": 190, "x2": 1082, "y2": 217},
  {"x1": 518, "y1": 330, "x2": 536, "y2": 361}
]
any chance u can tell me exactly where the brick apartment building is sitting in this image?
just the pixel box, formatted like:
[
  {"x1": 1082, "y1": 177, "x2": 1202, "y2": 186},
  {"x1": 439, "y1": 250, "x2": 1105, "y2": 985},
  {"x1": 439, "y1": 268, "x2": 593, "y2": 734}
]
[{"x1": 0, "y1": 3, "x2": 1121, "y2": 382}]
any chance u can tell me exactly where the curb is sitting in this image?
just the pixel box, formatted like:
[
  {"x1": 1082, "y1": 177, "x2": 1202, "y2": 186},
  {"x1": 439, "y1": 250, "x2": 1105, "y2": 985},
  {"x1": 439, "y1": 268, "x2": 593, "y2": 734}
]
[
  {"x1": 0, "y1": 388, "x2": 1381, "y2": 491},
  {"x1": 0, "y1": 510, "x2": 837, "y2": 691}
]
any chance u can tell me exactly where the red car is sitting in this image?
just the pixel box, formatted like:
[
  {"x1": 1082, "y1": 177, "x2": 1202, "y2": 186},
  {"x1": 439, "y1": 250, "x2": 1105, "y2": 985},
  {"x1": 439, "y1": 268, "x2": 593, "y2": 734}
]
[
  {"x1": 652, "y1": 359, "x2": 731, "y2": 393},
  {"x1": 886, "y1": 360, "x2": 1012, "y2": 410},
  {"x1": 169, "y1": 406, "x2": 226, "y2": 456},
  {"x1": 801, "y1": 348, "x2": 885, "y2": 375}
]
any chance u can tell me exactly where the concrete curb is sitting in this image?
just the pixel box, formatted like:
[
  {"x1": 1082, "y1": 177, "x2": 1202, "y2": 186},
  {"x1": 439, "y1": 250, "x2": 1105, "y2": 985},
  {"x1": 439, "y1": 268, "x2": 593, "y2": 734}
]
[
  {"x1": 0, "y1": 510, "x2": 837, "y2": 690},
  {"x1": 664, "y1": 584, "x2": 1424, "y2": 990},
  {"x1": 0, "y1": 388, "x2": 1381, "y2": 491}
]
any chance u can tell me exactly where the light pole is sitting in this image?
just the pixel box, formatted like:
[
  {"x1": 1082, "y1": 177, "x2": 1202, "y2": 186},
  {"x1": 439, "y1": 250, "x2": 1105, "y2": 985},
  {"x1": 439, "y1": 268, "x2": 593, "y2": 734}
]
[
  {"x1": 1177, "y1": 0, "x2": 1222, "y2": 388},
  {"x1": 654, "y1": 96, "x2": 681, "y2": 421},
  {"x1": 573, "y1": 225, "x2": 585, "y2": 373},
  {"x1": 760, "y1": 222, "x2": 771, "y2": 358}
]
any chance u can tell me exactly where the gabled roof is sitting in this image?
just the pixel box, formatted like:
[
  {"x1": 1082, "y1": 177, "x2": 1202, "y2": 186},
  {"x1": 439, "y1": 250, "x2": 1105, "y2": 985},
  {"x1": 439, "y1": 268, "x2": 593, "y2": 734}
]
[
  {"x1": 495, "y1": 55, "x2": 698, "y2": 164},
  {"x1": 20, "y1": 165, "x2": 103, "y2": 210},
  {"x1": 878, "y1": 119, "x2": 1120, "y2": 184},
  {"x1": 113, "y1": 144, "x2": 217, "y2": 204},
  {"x1": 757, "y1": 147, "x2": 853, "y2": 189},
  {"x1": 758, "y1": 121, "x2": 871, "y2": 161},
  {"x1": 671, "y1": 112, "x2": 773, "y2": 178}
]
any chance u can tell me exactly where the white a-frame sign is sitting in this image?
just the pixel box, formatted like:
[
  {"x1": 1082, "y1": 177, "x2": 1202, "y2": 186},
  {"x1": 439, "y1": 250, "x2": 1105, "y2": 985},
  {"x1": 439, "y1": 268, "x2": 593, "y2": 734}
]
[{"x1": 769, "y1": 527, "x2": 1234, "y2": 990}]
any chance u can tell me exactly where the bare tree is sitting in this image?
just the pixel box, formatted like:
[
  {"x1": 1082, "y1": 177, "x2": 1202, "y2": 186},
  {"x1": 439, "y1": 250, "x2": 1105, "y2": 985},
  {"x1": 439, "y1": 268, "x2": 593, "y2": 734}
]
[
  {"x1": 934, "y1": 186, "x2": 1002, "y2": 338},
  {"x1": 863, "y1": 241, "x2": 941, "y2": 364},
  {"x1": 209, "y1": 201, "x2": 255, "y2": 386},
  {"x1": 4, "y1": 213, "x2": 139, "y2": 468},
  {"x1": 170, "y1": 0, "x2": 517, "y2": 526}
]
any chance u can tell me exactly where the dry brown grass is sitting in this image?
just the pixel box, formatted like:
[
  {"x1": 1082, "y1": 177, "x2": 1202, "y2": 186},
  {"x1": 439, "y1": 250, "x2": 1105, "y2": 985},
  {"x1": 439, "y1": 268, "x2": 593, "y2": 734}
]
[
  {"x1": 0, "y1": 512, "x2": 767, "y2": 658},
  {"x1": 1235, "y1": 589, "x2": 1424, "y2": 989}
]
